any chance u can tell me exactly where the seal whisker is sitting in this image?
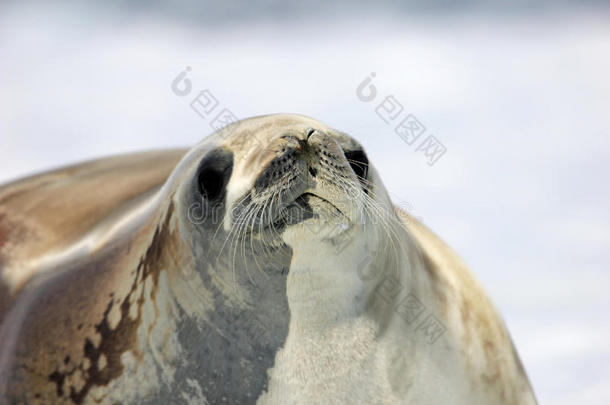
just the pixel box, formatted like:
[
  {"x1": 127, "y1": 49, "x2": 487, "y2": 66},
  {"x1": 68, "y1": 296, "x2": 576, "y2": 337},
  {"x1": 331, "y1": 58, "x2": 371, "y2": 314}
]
[
  {"x1": 239, "y1": 201, "x2": 263, "y2": 285},
  {"x1": 267, "y1": 182, "x2": 290, "y2": 246},
  {"x1": 359, "y1": 190, "x2": 409, "y2": 280},
  {"x1": 248, "y1": 202, "x2": 268, "y2": 277},
  {"x1": 231, "y1": 199, "x2": 257, "y2": 287},
  {"x1": 215, "y1": 192, "x2": 251, "y2": 259},
  {"x1": 333, "y1": 175, "x2": 406, "y2": 280},
  {"x1": 221, "y1": 196, "x2": 258, "y2": 294},
  {"x1": 261, "y1": 188, "x2": 286, "y2": 267},
  {"x1": 248, "y1": 196, "x2": 276, "y2": 276}
]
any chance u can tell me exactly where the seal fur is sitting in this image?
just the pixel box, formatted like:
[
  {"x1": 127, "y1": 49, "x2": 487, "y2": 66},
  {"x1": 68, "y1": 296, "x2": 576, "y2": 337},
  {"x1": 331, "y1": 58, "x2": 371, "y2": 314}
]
[{"x1": 0, "y1": 114, "x2": 537, "y2": 404}]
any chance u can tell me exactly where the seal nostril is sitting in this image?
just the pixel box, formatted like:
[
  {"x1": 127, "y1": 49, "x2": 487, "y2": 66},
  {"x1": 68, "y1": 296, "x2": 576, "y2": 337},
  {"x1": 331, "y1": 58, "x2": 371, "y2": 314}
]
[
  {"x1": 344, "y1": 149, "x2": 369, "y2": 191},
  {"x1": 306, "y1": 128, "x2": 316, "y2": 140},
  {"x1": 308, "y1": 166, "x2": 318, "y2": 177}
]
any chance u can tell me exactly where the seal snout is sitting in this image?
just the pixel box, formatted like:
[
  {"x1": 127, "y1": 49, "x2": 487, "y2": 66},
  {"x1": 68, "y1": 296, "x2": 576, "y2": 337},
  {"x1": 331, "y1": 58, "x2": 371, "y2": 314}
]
[
  {"x1": 222, "y1": 119, "x2": 372, "y2": 235},
  {"x1": 245, "y1": 128, "x2": 370, "y2": 230},
  {"x1": 255, "y1": 129, "x2": 368, "y2": 193}
]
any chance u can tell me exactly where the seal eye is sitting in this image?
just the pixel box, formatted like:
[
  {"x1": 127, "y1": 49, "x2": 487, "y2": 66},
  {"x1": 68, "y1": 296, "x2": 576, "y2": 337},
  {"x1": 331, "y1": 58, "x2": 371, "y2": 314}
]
[
  {"x1": 196, "y1": 148, "x2": 234, "y2": 202},
  {"x1": 344, "y1": 149, "x2": 369, "y2": 181},
  {"x1": 198, "y1": 167, "x2": 224, "y2": 200}
]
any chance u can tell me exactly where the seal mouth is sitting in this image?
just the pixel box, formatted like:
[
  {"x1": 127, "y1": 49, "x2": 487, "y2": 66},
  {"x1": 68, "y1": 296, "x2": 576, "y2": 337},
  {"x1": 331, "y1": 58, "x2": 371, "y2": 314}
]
[
  {"x1": 269, "y1": 192, "x2": 346, "y2": 230},
  {"x1": 298, "y1": 192, "x2": 344, "y2": 214}
]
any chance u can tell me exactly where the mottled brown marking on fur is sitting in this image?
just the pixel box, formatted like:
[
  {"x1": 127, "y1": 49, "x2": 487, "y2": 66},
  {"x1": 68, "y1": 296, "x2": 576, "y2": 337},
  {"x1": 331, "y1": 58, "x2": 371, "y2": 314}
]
[
  {"x1": 0, "y1": 150, "x2": 185, "y2": 292},
  {"x1": 48, "y1": 370, "x2": 66, "y2": 397},
  {"x1": 459, "y1": 299, "x2": 473, "y2": 347},
  {"x1": 0, "y1": 210, "x2": 36, "y2": 266},
  {"x1": 0, "y1": 282, "x2": 10, "y2": 327},
  {"x1": 481, "y1": 337, "x2": 500, "y2": 381},
  {"x1": 46, "y1": 202, "x2": 174, "y2": 404},
  {"x1": 0, "y1": 184, "x2": 46, "y2": 206},
  {"x1": 419, "y1": 249, "x2": 449, "y2": 310},
  {"x1": 0, "y1": 213, "x2": 6, "y2": 251},
  {"x1": 0, "y1": 214, "x2": 13, "y2": 325}
]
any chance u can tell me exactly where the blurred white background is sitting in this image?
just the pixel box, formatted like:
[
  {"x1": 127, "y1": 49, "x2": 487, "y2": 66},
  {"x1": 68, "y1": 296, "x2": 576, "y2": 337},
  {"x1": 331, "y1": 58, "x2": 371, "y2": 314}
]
[{"x1": 1, "y1": 1, "x2": 609, "y2": 403}]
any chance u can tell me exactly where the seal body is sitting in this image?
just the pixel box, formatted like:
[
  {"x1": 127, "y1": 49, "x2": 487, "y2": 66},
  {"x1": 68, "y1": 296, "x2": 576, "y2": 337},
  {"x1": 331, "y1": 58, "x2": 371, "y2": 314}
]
[{"x1": 0, "y1": 114, "x2": 537, "y2": 404}]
